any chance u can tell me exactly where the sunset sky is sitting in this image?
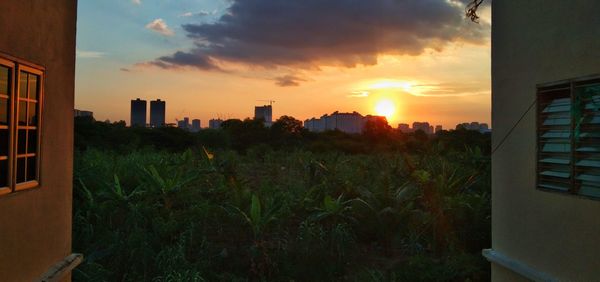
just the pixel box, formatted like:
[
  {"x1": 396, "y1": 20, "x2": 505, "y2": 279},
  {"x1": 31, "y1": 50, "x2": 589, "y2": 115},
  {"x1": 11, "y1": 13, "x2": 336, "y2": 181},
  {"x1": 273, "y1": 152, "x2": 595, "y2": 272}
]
[{"x1": 75, "y1": 0, "x2": 491, "y2": 129}]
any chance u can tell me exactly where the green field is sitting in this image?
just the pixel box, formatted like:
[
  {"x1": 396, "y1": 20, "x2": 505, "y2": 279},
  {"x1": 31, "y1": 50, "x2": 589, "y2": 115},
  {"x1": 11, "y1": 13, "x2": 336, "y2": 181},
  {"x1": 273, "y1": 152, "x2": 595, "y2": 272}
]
[{"x1": 73, "y1": 118, "x2": 490, "y2": 281}]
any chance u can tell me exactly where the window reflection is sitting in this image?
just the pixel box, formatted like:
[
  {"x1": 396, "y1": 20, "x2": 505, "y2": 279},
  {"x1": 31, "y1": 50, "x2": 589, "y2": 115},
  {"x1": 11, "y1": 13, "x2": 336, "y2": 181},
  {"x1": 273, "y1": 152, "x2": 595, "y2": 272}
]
[{"x1": 19, "y1": 72, "x2": 27, "y2": 98}]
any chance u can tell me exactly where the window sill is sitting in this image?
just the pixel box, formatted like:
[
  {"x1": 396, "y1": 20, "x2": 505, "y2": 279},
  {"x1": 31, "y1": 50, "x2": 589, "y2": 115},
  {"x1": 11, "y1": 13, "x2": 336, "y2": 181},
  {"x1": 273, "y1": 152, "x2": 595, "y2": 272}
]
[
  {"x1": 482, "y1": 249, "x2": 557, "y2": 282},
  {"x1": 15, "y1": 180, "x2": 39, "y2": 191},
  {"x1": 0, "y1": 187, "x2": 10, "y2": 196}
]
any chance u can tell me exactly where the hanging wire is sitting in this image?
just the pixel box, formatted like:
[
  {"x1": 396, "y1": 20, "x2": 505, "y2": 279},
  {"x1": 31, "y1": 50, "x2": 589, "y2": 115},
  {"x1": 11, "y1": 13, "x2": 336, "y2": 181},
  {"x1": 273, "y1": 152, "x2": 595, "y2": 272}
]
[{"x1": 491, "y1": 98, "x2": 538, "y2": 156}]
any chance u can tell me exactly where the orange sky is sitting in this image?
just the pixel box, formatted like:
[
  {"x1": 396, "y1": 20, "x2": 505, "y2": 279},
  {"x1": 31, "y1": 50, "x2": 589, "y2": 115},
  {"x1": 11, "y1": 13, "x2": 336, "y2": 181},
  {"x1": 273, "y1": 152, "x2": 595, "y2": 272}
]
[{"x1": 75, "y1": 2, "x2": 491, "y2": 130}]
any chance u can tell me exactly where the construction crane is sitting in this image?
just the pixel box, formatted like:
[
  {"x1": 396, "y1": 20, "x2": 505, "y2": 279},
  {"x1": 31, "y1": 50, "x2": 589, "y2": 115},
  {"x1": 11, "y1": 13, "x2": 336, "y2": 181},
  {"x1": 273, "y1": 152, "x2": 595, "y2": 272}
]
[{"x1": 257, "y1": 100, "x2": 276, "y2": 106}]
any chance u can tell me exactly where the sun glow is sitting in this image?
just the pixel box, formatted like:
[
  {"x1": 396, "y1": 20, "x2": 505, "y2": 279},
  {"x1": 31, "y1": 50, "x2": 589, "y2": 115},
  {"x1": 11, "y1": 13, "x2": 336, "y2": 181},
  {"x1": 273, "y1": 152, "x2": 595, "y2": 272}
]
[
  {"x1": 369, "y1": 80, "x2": 413, "y2": 92},
  {"x1": 374, "y1": 99, "x2": 396, "y2": 120}
]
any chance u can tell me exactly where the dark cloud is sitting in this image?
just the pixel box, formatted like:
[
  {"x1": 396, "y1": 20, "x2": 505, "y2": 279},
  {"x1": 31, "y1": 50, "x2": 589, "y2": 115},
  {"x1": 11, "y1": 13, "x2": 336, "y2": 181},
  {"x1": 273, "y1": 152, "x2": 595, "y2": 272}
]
[
  {"x1": 274, "y1": 75, "x2": 305, "y2": 87},
  {"x1": 149, "y1": 0, "x2": 489, "y2": 75},
  {"x1": 151, "y1": 50, "x2": 219, "y2": 70}
]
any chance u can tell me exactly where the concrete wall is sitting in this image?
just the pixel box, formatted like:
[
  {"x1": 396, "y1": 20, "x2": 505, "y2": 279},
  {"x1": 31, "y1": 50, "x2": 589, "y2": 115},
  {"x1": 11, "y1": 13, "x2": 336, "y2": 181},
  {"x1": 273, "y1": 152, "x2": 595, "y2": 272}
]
[
  {"x1": 0, "y1": 1, "x2": 77, "y2": 281},
  {"x1": 492, "y1": 1, "x2": 600, "y2": 280}
]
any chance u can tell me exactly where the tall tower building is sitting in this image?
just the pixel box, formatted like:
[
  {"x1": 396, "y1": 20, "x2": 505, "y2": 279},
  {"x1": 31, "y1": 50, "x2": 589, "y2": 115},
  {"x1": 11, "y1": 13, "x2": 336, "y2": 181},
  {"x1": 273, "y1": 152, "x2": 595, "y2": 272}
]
[
  {"x1": 150, "y1": 99, "x2": 166, "y2": 127},
  {"x1": 130, "y1": 98, "x2": 147, "y2": 127},
  {"x1": 254, "y1": 105, "x2": 273, "y2": 126},
  {"x1": 178, "y1": 117, "x2": 190, "y2": 130},
  {"x1": 191, "y1": 119, "x2": 201, "y2": 132}
]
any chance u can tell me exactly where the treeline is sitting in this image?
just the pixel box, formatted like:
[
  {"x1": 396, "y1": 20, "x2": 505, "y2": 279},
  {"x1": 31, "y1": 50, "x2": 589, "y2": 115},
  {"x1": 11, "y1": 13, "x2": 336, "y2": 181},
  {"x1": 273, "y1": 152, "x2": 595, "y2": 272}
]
[{"x1": 75, "y1": 116, "x2": 490, "y2": 155}]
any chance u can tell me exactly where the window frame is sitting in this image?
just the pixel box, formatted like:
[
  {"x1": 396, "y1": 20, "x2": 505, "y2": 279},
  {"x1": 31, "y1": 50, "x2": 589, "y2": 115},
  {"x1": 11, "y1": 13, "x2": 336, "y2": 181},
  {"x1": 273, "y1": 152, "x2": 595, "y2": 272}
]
[
  {"x1": 0, "y1": 57, "x2": 15, "y2": 196},
  {"x1": 0, "y1": 53, "x2": 44, "y2": 196},
  {"x1": 536, "y1": 74, "x2": 600, "y2": 200}
]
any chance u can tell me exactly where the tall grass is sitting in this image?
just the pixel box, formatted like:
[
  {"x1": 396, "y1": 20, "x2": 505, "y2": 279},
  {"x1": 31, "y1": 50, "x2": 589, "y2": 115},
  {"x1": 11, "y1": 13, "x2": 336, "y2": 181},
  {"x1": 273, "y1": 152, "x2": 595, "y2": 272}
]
[{"x1": 73, "y1": 147, "x2": 490, "y2": 281}]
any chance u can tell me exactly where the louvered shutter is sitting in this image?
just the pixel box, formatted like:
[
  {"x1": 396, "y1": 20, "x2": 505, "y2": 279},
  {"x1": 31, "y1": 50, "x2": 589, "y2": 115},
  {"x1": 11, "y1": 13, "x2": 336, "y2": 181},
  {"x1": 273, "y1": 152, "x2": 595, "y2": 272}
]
[
  {"x1": 575, "y1": 82, "x2": 600, "y2": 197},
  {"x1": 537, "y1": 85, "x2": 572, "y2": 191}
]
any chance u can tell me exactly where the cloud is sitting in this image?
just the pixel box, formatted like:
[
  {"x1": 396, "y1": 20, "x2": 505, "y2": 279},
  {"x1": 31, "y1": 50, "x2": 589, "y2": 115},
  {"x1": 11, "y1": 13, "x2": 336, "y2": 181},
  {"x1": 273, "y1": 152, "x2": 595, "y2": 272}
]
[
  {"x1": 147, "y1": 0, "x2": 489, "y2": 81},
  {"x1": 132, "y1": 0, "x2": 141, "y2": 5},
  {"x1": 147, "y1": 50, "x2": 219, "y2": 70},
  {"x1": 355, "y1": 81, "x2": 489, "y2": 97},
  {"x1": 347, "y1": 91, "x2": 370, "y2": 98},
  {"x1": 76, "y1": 49, "x2": 105, "y2": 58},
  {"x1": 274, "y1": 75, "x2": 305, "y2": 87},
  {"x1": 145, "y1": 19, "x2": 174, "y2": 36},
  {"x1": 180, "y1": 10, "x2": 213, "y2": 17}
]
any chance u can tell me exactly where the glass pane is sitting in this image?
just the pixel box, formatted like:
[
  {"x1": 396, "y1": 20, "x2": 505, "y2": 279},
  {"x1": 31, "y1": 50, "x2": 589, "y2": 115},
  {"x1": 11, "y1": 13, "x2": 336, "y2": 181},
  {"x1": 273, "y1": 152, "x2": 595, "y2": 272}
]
[
  {"x1": 28, "y1": 75, "x2": 38, "y2": 100},
  {"x1": 0, "y1": 160, "x2": 7, "y2": 187},
  {"x1": 0, "y1": 66, "x2": 9, "y2": 95},
  {"x1": 541, "y1": 130, "x2": 570, "y2": 139},
  {"x1": 542, "y1": 142, "x2": 570, "y2": 153},
  {"x1": 18, "y1": 101, "x2": 27, "y2": 126},
  {"x1": 16, "y1": 157, "x2": 25, "y2": 183},
  {"x1": 540, "y1": 157, "x2": 570, "y2": 165},
  {"x1": 543, "y1": 98, "x2": 571, "y2": 113},
  {"x1": 17, "y1": 129, "x2": 26, "y2": 155},
  {"x1": 27, "y1": 130, "x2": 37, "y2": 153},
  {"x1": 543, "y1": 115, "x2": 570, "y2": 126},
  {"x1": 26, "y1": 157, "x2": 37, "y2": 181},
  {"x1": 28, "y1": 103, "x2": 37, "y2": 126},
  {"x1": 540, "y1": 170, "x2": 570, "y2": 178},
  {"x1": 19, "y1": 72, "x2": 27, "y2": 98},
  {"x1": 0, "y1": 129, "x2": 7, "y2": 156},
  {"x1": 0, "y1": 98, "x2": 8, "y2": 126}
]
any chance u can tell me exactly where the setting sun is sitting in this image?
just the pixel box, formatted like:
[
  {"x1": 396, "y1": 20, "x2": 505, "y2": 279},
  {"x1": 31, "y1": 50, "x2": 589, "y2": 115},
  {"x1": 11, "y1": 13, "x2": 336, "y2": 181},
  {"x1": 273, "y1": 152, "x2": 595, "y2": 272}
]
[{"x1": 375, "y1": 99, "x2": 396, "y2": 120}]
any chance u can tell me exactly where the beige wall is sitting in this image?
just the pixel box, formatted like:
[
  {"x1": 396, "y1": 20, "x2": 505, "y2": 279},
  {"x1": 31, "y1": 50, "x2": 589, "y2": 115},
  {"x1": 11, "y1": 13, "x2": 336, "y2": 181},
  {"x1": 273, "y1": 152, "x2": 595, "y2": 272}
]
[
  {"x1": 0, "y1": 1, "x2": 77, "y2": 281},
  {"x1": 492, "y1": 1, "x2": 600, "y2": 281}
]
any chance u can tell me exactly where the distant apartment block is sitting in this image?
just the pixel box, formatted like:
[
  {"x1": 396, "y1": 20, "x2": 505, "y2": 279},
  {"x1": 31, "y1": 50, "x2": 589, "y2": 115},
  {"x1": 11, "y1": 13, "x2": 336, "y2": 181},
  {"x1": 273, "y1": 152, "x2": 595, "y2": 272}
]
[
  {"x1": 209, "y1": 118, "x2": 223, "y2": 129},
  {"x1": 412, "y1": 122, "x2": 433, "y2": 134},
  {"x1": 150, "y1": 99, "x2": 166, "y2": 127},
  {"x1": 397, "y1": 122, "x2": 441, "y2": 134},
  {"x1": 255, "y1": 105, "x2": 273, "y2": 126},
  {"x1": 74, "y1": 109, "x2": 94, "y2": 119},
  {"x1": 456, "y1": 122, "x2": 490, "y2": 133},
  {"x1": 191, "y1": 119, "x2": 201, "y2": 132},
  {"x1": 177, "y1": 117, "x2": 190, "y2": 130},
  {"x1": 130, "y1": 98, "x2": 147, "y2": 127},
  {"x1": 398, "y1": 123, "x2": 410, "y2": 133},
  {"x1": 304, "y1": 111, "x2": 386, "y2": 134}
]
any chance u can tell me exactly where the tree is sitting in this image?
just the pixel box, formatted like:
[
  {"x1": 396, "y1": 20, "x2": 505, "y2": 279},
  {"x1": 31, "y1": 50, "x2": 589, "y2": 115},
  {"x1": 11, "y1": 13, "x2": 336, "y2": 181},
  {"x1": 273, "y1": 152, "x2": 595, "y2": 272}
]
[
  {"x1": 271, "y1": 116, "x2": 303, "y2": 135},
  {"x1": 363, "y1": 117, "x2": 392, "y2": 141},
  {"x1": 466, "y1": 0, "x2": 485, "y2": 23}
]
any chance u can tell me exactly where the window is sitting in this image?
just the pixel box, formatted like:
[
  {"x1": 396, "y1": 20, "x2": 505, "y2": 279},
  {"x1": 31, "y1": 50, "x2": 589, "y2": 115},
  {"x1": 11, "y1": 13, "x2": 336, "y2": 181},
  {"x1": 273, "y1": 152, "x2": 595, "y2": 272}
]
[
  {"x1": 0, "y1": 55, "x2": 43, "y2": 196},
  {"x1": 537, "y1": 76, "x2": 600, "y2": 198}
]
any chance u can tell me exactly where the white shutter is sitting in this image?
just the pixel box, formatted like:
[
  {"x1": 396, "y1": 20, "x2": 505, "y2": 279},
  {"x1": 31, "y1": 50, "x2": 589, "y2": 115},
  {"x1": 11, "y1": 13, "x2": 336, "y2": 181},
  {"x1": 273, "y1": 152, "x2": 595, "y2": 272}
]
[{"x1": 538, "y1": 86, "x2": 572, "y2": 191}]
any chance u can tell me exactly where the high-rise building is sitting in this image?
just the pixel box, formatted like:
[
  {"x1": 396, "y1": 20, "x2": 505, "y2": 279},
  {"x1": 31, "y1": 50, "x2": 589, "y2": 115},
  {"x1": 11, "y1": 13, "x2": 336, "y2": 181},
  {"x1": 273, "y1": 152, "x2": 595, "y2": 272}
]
[
  {"x1": 397, "y1": 123, "x2": 411, "y2": 133},
  {"x1": 254, "y1": 105, "x2": 273, "y2": 126},
  {"x1": 150, "y1": 99, "x2": 166, "y2": 127},
  {"x1": 177, "y1": 117, "x2": 190, "y2": 130},
  {"x1": 209, "y1": 118, "x2": 223, "y2": 129},
  {"x1": 74, "y1": 109, "x2": 94, "y2": 119},
  {"x1": 191, "y1": 119, "x2": 201, "y2": 132},
  {"x1": 435, "y1": 125, "x2": 443, "y2": 133},
  {"x1": 130, "y1": 98, "x2": 147, "y2": 127},
  {"x1": 412, "y1": 122, "x2": 432, "y2": 134},
  {"x1": 456, "y1": 122, "x2": 491, "y2": 133},
  {"x1": 304, "y1": 111, "x2": 387, "y2": 134}
]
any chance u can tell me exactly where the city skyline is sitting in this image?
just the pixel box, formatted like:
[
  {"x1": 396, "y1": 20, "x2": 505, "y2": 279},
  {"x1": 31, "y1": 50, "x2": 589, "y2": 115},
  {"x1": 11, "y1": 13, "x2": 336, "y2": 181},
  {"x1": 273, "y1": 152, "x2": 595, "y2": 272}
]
[
  {"x1": 122, "y1": 97, "x2": 488, "y2": 133},
  {"x1": 75, "y1": 0, "x2": 491, "y2": 130},
  {"x1": 121, "y1": 97, "x2": 489, "y2": 131}
]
